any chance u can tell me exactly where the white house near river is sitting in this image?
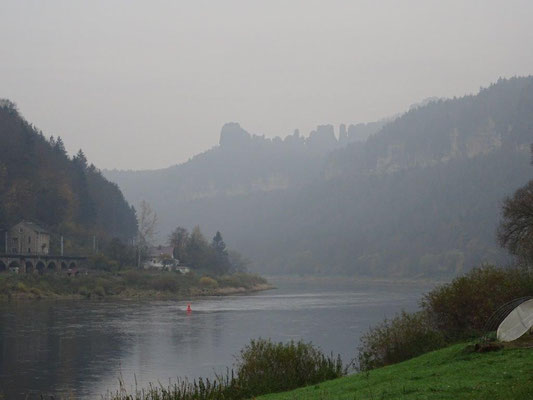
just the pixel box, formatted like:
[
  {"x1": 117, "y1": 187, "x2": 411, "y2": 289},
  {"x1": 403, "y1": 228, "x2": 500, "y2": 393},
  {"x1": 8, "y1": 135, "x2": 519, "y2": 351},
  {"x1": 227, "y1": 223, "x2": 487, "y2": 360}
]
[{"x1": 144, "y1": 245, "x2": 190, "y2": 274}]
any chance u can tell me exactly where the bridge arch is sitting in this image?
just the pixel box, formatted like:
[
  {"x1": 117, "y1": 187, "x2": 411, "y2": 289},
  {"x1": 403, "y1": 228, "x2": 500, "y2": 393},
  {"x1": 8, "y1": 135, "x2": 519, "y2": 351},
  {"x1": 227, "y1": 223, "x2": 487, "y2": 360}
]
[
  {"x1": 47, "y1": 261, "x2": 57, "y2": 272},
  {"x1": 61, "y1": 261, "x2": 68, "y2": 271},
  {"x1": 9, "y1": 260, "x2": 21, "y2": 272},
  {"x1": 35, "y1": 261, "x2": 45, "y2": 274},
  {"x1": 0, "y1": 260, "x2": 6, "y2": 273},
  {"x1": 25, "y1": 261, "x2": 34, "y2": 274},
  {"x1": 68, "y1": 261, "x2": 77, "y2": 269}
]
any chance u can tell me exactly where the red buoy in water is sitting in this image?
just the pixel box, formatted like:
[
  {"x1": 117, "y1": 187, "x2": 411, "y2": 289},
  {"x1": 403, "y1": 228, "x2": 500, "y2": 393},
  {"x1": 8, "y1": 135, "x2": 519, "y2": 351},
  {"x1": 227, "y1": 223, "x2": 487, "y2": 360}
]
[{"x1": 186, "y1": 303, "x2": 192, "y2": 313}]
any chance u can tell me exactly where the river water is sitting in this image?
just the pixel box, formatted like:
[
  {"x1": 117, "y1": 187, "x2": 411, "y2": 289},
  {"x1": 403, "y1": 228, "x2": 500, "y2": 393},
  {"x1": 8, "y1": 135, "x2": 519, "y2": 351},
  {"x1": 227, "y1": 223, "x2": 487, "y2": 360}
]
[{"x1": 0, "y1": 278, "x2": 434, "y2": 399}]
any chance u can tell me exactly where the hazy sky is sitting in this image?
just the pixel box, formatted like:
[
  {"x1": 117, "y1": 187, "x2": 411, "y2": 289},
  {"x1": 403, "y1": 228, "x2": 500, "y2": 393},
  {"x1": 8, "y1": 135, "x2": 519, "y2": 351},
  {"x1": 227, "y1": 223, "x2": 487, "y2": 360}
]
[{"x1": 1, "y1": 1, "x2": 532, "y2": 170}]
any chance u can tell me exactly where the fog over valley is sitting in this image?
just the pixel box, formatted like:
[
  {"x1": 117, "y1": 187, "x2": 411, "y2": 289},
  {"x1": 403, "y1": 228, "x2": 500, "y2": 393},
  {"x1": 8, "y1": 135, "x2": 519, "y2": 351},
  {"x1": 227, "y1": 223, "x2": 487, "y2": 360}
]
[
  {"x1": 105, "y1": 78, "x2": 533, "y2": 277},
  {"x1": 2, "y1": 2, "x2": 533, "y2": 399}
]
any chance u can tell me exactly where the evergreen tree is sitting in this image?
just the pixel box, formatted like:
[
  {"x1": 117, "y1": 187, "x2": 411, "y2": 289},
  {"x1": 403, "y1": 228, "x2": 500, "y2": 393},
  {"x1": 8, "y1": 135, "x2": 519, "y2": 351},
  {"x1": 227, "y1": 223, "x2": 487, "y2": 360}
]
[
  {"x1": 73, "y1": 149, "x2": 88, "y2": 170},
  {"x1": 54, "y1": 136, "x2": 66, "y2": 155},
  {"x1": 211, "y1": 231, "x2": 230, "y2": 274},
  {"x1": 212, "y1": 231, "x2": 227, "y2": 255}
]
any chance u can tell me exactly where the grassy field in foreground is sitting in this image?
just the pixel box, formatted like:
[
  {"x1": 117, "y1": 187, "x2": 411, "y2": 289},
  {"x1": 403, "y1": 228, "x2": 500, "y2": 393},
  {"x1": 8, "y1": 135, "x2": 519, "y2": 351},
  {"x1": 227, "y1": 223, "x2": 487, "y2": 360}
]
[{"x1": 258, "y1": 342, "x2": 533, "y2": 400}]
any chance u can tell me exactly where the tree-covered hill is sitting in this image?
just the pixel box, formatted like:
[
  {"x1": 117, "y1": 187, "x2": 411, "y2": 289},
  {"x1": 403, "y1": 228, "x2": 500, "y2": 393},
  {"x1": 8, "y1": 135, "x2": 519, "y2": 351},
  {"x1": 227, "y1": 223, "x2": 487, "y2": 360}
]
[
  {"x1": 326, "y1": 76, "x2": 533, "y2": 177},
  {"x1": 106, "y1": 77, "x2": 533, "y2": 278},
  {"x1": 0, "y1": 100, "x2": 137, "y2": 251}
]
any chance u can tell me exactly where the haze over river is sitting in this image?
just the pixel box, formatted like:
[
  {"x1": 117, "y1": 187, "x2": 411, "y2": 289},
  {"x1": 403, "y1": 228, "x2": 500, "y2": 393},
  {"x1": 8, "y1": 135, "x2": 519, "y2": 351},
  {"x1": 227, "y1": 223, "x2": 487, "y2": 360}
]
[{"x1": 0, "y1": 278, "x2": 434, "y2": 399}]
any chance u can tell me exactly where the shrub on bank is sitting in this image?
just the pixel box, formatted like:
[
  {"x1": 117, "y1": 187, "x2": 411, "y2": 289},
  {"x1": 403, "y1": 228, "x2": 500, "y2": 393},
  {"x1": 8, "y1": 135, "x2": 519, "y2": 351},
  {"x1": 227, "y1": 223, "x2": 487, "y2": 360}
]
[
  {"x1": 89, "y1": 254, "x2": 120, "y2": 271},
  {"x1": 199, "y1": 276, "x2": 218, "y2": 288},
  {"x1": 77, "y1": 286, "x2": 89, "y2": 296},
  {"x1": 357, "y1": 311, "x2": 446, "y2": 371},
  {"x1": 217, "y1": 273, "x2": 267, "y2": 289},
  {"x1": 110, "y1": 339, "x2": 343, "y2": 400},
  {"x1": 93, "y1": 285, "x2": 106, "y2": 297},
  {"x1": 152, "y1": 275, "x2": 180, "y2": 292},
  {"x1": 357, "y1": 264, "x2": 533, "y2": 371},
  {"x1": 421, "y1": 265, "x2": 533, "y2": 339},
  {"x1": 16, "y1": 281, "x2": 28, "y2": 293},
  {"x1": 236, "y1": 339, "x2": 343, "y2": 396}
]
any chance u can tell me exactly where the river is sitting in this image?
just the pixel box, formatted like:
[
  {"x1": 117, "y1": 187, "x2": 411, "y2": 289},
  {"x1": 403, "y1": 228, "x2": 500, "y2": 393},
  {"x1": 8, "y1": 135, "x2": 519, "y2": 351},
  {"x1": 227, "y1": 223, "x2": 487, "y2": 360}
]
[{"x1": 0, "y1": 278, "x2": 435, "y2": 399}]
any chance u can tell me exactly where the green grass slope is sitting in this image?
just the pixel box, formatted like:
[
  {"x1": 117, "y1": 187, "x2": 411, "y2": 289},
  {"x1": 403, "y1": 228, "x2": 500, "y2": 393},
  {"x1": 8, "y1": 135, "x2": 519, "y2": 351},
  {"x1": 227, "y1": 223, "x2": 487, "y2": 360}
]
[{"x1": 258, "y1": 342, "x2": 533, "y2": 400}]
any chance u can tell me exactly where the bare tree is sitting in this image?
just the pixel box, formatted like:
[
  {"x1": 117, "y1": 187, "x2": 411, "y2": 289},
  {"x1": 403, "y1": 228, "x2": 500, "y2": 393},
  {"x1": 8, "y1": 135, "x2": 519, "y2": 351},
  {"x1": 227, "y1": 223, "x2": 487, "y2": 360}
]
[
  {"x1": 137, "y1": 200, "x2": 157, "y2": 267},
  {"x1": 168, "y1": 226, "x2": 189, "y2": 262}
]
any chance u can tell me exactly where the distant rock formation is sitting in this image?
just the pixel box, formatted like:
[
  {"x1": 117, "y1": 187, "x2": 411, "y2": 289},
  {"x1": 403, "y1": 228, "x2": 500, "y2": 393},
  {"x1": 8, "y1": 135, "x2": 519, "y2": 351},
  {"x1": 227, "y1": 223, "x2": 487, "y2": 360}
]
[
  {"x1": 219, "y1": 122, "x2": 251, "y2": 147},
  {"x1": 218, "y1": 120, "x2": 386, "y2": 153},
  {"x1": 307, "y1": 125, "x2": 337, "y2": 151},
  {"x1": 338, "y1": 124, "x2": 348, "y2": 145},
  {"x1": 346, "y1": 120, "x2": 388, "y2": 143}
]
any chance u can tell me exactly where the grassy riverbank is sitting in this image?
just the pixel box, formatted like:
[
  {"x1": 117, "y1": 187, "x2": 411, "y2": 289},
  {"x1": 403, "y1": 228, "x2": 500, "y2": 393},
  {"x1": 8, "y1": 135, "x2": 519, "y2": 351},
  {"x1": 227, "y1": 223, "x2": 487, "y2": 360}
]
[
  {"x1": 258, "y1": 340, "x2": 533, "y2": 400},
  {"x1": 106, "y1": 339, "x2": 533, "y2": 400},
  {"x1": 0, "y1": 270, "x2": 271, "y2": 300}
]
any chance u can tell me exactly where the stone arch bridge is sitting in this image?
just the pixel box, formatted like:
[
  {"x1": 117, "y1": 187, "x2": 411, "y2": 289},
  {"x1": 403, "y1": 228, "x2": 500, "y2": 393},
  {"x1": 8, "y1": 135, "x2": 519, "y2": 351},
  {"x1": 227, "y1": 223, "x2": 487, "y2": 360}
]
[{"x1": 0, "y1": 254, "x2": 87, "y2": 274}]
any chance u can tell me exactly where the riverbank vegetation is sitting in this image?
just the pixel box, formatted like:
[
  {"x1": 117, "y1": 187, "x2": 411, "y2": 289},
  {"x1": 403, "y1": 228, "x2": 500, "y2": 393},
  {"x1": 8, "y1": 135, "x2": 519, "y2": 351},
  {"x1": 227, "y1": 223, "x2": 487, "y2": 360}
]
[
  {"x1": 0, "y1": 269, "x2": 269, "y2": 300},
  {"x1": 357, "y1": 265, "x2": 533, "y2": 371},
  {"x1": 355, "y1": 154, "x2": 533, "y2": 371},
  {"x1": 259, "y1": 341, "x2": 533, "y2": 400},
  {"x1": 110, "y1": 339, "x2": 343, "y2": 400}
]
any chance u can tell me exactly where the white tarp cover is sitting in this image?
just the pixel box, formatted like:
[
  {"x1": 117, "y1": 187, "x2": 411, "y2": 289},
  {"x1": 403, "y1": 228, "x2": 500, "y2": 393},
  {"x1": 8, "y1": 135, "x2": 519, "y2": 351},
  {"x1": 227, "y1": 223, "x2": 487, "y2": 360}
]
[{"x1": 497, "y1": 299, "x2": 533, "y2": 342}]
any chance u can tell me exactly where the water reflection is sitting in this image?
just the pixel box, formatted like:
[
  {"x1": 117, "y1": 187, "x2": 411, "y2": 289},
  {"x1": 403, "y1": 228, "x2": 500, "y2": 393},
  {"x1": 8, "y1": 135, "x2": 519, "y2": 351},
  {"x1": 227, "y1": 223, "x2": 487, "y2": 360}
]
[
  {"x1": 0, "y1": 279, "x2": 433, "y2": 399},
  {"x1": 0, "y1": 301, "x2": 128, "y2": 399}
]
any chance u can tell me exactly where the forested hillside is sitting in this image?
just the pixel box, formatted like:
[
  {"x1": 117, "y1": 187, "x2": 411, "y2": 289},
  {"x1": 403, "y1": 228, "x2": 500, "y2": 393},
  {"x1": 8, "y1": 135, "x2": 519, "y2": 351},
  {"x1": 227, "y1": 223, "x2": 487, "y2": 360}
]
[
  {"x1": 106, "y1": 77, "x2": 533, "y2": 278},
  {"x1": 326, "y1": 77, "x2": 533, "y2": 176},
  {"x1": 0, "y1": 100, "x2": 137, "y2": 252}
]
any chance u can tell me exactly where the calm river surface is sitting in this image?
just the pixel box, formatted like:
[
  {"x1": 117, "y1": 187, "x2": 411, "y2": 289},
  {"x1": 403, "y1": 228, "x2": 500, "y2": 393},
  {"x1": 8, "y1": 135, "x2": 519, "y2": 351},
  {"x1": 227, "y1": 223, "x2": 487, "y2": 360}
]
[{"x1": 0, "y1": 278, "x2": 435, "y2": 399}]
